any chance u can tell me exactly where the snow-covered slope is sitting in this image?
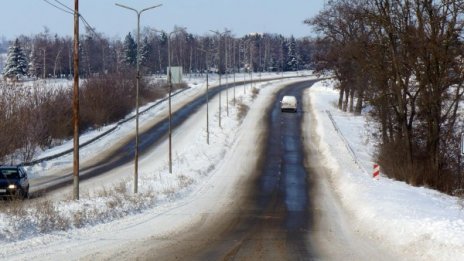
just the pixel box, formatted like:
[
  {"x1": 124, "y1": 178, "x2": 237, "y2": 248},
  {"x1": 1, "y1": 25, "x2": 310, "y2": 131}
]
[{"x1": 306, "y1": 80, "x2": 464, "y2": 260}]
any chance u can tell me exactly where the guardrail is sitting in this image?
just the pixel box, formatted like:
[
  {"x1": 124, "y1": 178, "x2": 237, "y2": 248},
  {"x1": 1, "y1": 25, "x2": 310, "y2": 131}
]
[{"x1": 325, "y1": 110, "x2": 368, "y2": 175}]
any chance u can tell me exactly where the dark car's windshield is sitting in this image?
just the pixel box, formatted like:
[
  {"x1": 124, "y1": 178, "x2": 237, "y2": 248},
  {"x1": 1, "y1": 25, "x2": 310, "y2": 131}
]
[{"x1": 0, "y1": 169, "x2": 20, "y2": 179}]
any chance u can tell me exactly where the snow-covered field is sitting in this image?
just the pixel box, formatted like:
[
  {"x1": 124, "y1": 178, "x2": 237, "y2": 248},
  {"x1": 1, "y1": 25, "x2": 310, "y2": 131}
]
[
  {"x1": 307, "y1": 80, "x2": 464, "y2": 260},
  {"x1": 0, "y1": 75, "x2": 463, "y2": 260}
]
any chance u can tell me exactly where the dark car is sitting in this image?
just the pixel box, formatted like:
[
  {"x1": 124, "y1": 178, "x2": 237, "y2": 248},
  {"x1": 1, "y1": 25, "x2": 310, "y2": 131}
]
[{"x1": 0, "y1": 165, "x2": 29, "y2": 199}]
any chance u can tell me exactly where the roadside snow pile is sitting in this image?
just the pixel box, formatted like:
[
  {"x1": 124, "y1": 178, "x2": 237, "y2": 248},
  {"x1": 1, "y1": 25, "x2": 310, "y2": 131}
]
[{"x1": 308, "y1": 80, "x2": 464, "y2": 260}]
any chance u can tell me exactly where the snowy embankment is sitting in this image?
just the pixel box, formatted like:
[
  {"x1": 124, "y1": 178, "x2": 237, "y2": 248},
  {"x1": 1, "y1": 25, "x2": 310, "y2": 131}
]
[{"x1": 307, "y1": 80, "x2": 464, "y2": 260}]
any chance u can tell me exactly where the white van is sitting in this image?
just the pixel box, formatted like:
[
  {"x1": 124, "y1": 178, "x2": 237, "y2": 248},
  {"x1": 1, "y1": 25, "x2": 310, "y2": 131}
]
[{"x1": 281, "y1": 95, "x2": 298, "y2": 112}]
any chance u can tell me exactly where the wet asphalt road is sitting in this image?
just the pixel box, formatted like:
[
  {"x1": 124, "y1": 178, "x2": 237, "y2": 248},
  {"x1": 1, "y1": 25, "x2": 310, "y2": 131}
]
[{"x1": 185, "y1": 80, "x2": 319, "y2": 260}]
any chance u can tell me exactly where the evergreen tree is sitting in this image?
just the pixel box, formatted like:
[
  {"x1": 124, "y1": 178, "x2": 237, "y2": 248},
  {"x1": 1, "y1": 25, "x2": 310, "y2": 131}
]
[
  {"x1": 286, "y1": 36, "x2": 298, "y2": 71},
  {"x1": 140, "y1": 36, "x2": 152, "y2": 67},
  {"x1": 123, "y1": 32, "x2": 137, "y2": 66},
  {"x1": 3, "y1": 39, "x2": 28, "y2": 79}
]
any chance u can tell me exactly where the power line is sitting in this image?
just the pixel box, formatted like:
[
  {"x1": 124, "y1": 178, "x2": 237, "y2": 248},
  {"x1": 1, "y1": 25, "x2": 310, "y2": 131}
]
[
  {"x1": 42, "y1": 0, "x2": 100, "y2": 38},
  {"x1": 80, "y1": 16, "x2": 99, "y2": 37},
  {"x1": 42, "y1": 0, "x2": 73, "y2": 15},
  {"x1": 53, "y1": 0, "x2": 74, "y2": 13}
]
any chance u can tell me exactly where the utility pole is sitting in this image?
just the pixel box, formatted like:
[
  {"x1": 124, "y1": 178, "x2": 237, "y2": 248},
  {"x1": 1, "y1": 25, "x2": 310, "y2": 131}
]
[
  {"x1": 116, "y1": 2, "x2": 162, "y2": 192},
  {"x1": 72, "y1": 0, "x2": 80, "y2": 200}
]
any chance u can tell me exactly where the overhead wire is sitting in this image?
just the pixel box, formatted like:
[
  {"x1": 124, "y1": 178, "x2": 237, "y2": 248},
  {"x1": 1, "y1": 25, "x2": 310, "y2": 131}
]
[
  {"x1": 53, "y1": 0, "x2": 74, "y2": 13},
  {"x1": 42, "y1": 0, "x2": 73, "y2": 15},
  {"x1": 42, "y1": 0, "x2": 101, "y2": 38}
]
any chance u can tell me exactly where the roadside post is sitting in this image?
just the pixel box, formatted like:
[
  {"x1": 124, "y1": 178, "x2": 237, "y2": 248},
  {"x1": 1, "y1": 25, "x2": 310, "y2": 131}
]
[{"x1": 373, "y1": 164, "x2": 380, "y2": 179}]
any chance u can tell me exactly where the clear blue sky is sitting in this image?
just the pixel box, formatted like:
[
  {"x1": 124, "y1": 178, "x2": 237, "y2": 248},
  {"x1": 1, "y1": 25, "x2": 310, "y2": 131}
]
[{"x1": 0, "y1": 0, "x2": 325, "y2": 40}]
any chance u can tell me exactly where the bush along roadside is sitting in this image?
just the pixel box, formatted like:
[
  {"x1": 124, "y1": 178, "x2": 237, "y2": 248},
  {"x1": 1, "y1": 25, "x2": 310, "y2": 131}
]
[{"x1": 0, "y1": 69, "x2": 187, "y2": 165}]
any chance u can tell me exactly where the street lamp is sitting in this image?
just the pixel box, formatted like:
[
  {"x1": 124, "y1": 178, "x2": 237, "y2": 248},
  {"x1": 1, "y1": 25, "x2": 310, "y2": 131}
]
[
  {"x1": 197, "y1": 47, "x2": 216, "y2": 145},
  {"x1": 244, "y1": 38, "x2": 254, "y2": 91},
  {"x1": 232, "y1": 38, "x2": 236, "y2": 106},
  {"x1": 115, "y1": 2, "x2": 162, "y2": 193},
  {"x1": 210, "y1": 29, "x2": 231, "y2": 127},
  {"x1": 154, "y1": 28, "x2": 186, "y2": 173},
  {"x1": 72, "y1": 0, "x2": 79, "y2": 200}
]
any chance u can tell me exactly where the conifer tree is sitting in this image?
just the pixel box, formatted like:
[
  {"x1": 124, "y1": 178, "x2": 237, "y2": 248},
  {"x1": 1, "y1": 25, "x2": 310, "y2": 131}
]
[
  {"x1": 2, "y1": 39, "x2": 28, "y2": 79},
  {"x1": 140, "y1": 36, "x2": 152, "y2": 67},
  {"x1": 123, "y1": 32, "x2": 137, "y2": 66},
  {"x1": 286, "y1": 36, "x2": 298, "y2": 71}
]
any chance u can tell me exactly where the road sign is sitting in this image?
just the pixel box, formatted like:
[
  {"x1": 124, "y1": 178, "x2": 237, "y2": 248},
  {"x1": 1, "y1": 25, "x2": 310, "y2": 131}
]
[{"x1": 168, "y1": 66, "x2": 183, "y2": 84}]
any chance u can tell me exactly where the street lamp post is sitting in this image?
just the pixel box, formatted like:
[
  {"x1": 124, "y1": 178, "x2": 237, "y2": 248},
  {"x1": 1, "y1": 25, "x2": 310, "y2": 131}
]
[
  {"x1": 225, "y1": 35, "x2": 229, "y2": 116},
  {"x1": 248, "y1": 39, "x2": 254, "y2": 91},
  {"x1": 72, "y1": 0, "x2": 79, "y2": 200},
  {"x1": 167, "y1": 28, "x2": 185, "y2": 174},
  {"x1": 154, "y1": 28, "x2": 186, "y2": 173},
  {"x1": 232, "y1": 38, "x2": 236, "y2": 106},
  {"x1": 198, "y1": 47, "x2": 216, "y2": 145},
  {"x1": 210, "y1": 29, "x2": 230, "y2": 126},
  {"x1": 115, "y1": 2, "x2": 162, "y2": 193}
]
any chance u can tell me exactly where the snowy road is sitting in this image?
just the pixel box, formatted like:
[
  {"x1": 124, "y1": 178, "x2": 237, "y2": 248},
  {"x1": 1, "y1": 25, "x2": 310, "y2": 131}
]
[
  {"x1": 3, "y1": 74, "x2": 462, "y2": 260},
  {"x1": 80, "y1": 79, "x2": 395, "y2": 260}
]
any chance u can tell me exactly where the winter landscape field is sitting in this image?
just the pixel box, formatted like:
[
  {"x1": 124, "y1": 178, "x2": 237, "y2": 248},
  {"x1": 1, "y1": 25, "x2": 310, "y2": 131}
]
[{"x1": 2, "y1": 0, "x2": 464, "y2": 260}]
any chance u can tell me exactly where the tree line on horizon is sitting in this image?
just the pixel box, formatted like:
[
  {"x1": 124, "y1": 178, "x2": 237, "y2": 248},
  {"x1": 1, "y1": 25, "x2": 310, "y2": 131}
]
[{"x1": 1, "y1": 27, "x2": 314, "y2": 80}]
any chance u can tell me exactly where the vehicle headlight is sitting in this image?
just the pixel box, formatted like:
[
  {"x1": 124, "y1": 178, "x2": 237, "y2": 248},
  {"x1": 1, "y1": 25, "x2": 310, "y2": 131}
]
[{"x1": 8, "y1": 184, "x2": 17, "y2": 190}]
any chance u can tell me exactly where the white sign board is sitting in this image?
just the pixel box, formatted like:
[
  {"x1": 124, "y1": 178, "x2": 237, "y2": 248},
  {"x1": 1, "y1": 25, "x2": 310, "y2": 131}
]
[{"x1": 168, "y1": 66, "x2": 183, "y2": 84}]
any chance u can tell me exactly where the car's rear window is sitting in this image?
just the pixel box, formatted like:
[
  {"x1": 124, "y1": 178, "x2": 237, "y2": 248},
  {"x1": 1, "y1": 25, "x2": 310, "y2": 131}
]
[{"x1": 0, "y1": 169, "x2": 19, "y2": 179}]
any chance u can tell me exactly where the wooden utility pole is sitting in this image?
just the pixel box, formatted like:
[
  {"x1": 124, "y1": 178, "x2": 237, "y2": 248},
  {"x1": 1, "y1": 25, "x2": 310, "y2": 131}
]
[{"x1": 73, "y1": 0, "x2": 80, "y2": 200}]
